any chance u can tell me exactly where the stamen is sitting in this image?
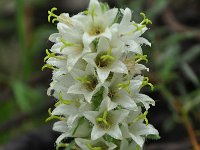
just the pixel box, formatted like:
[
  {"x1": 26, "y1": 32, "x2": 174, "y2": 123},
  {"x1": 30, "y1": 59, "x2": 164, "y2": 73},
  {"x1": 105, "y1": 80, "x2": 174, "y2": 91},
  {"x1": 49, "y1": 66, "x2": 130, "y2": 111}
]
[
  {"x1": 44, "y1": 49, "x2": 66, "y2": 62},
  {"x1": 48, "y1": 7, "x2": 58, "y2": 23},
  {"x1": 41, "y1": 64, "x2": 58, "y2": 71},
  {"x1": 96, "y1": 48, "x2": 115, "y2": 68},
  {"x1": 54, "y1": 92, "x2": 74, "y2": 107},
  {"x1": 77, "y1": 75, "x2": 98, "y2": 91},
  {"x1": 141, "y1": 77, "x2": 154, "y2": 91},
  {"x1": 129, "y1": 111, "x2": 148, "y2": 126},
  {"x1": 60, "y1": 38, "x2": 75, "y2": 52},
  {"x1": 140, "y1": 12, "x2": 152, "y2": 25},
  {"x1": 45, "y1": 108, "x2": 65, "y2": 122},
  {"x1": 134, "y1": 54, "x2": 148, "y2": 63},
  {"x1": 96, "y1": 110, "x2": 111, "y2": 130},
  {"x1": 117, "y1": 80, "x2": 130, "y2": 93}
]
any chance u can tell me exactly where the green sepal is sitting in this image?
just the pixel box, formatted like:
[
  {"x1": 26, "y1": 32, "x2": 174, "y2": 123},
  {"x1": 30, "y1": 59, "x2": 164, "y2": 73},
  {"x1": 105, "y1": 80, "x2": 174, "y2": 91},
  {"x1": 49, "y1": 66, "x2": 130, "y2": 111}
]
[{"x1": 146, "y1": 134, "x2": 161, "y2": 140}]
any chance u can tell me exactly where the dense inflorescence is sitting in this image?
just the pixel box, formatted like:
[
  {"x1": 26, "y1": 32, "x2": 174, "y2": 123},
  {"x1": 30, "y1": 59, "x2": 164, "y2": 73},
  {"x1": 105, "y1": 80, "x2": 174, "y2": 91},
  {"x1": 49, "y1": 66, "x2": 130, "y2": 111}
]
[{"x1": 44, "y1": 0, "x2": 159, "y2": 149}]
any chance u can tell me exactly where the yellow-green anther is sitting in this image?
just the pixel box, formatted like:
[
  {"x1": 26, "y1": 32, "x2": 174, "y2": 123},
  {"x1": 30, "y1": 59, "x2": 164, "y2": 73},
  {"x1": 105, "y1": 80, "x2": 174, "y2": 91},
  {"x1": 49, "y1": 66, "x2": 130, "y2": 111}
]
[
  {"x1": 96, "y1": 118, "x2": 104, "y2": 122},
  {"x1": 102, "y1": 110, "x2": 109, "y2": 125},
  {"x1": 133, "y1": 23, "x2": 146, "y2": 31},
  {"x1": 117, "y1": 80, "x2": 130, "y2": 93},
  {"x1": 44, "y1": 49, "x2": 65, "y2": 62},
  {"x1": 103, "y1": 110, "x2": 108, "y2": 120},
  {"x1": 54, "y1": 92, "x2": 73, "y2": 107},
  {"x1": 76, "y1": 76, "x2": 90, "y2": 83},
  {"x1": 100, "y1": 55, "x2": 115, "y2": 62},
  {"x1": 134, "y1": 54, "x2": 148, "y2": 63},
  {"x1": 131, "y1": 111, "x2": 149, "y2": 126},
  {"x1": 48, "y1": 108, "x2": 52, "y2": 116},
  {"x1": 60, "y1": 38, "x2": 75, "y2": 52},
  {"x1": 48, "y1": 7, "x2": 58, "y2": 23},
  {"x1": 96, "y1": 110, "x2": 111, "y2": 129},
  {"x1": 141, "y1": 77, "x2": 154, "y2": 91},
  {"x1": 100, "y1": 48, "x2": 115, "y2": 62},
  {"x1": 42, "y1": 64, "x2": 57, "y2": 71},
  {"x1": 140, "y1": 12, "x2": 152, "y2": 25},
  {"x1": 45, "y1": 108, "x2": 65, "y2": 122}
]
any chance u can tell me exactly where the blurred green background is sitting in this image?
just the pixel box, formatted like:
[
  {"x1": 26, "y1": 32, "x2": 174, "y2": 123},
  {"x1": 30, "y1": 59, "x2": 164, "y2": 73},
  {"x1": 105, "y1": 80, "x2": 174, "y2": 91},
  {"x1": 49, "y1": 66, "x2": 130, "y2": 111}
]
[{"x1": 0, "y1": 0, "x2": 200, "y2": 149}]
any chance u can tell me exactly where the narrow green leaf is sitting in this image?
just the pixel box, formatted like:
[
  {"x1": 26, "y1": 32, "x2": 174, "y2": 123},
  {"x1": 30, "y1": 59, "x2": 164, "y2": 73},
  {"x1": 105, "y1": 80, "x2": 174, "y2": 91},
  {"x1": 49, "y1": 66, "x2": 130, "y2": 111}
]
[
  {"x1": 181, "y1": 45, "x2": 200, "y2": 62},
  {"x1": 12, "y1": 80, "x2": 31, "y2": 112},
  {"x1": 181, "y1": 63, "x2": 199, "y2": 86}
]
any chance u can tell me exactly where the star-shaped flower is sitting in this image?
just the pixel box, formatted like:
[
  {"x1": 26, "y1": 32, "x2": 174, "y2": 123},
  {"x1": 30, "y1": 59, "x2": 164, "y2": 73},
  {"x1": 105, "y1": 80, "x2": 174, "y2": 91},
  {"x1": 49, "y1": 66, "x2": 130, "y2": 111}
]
[
  {"x1": 52, "y1": 93, "x2": 92, "y2": 127},
  {"x1": 129, "y1": 76, "x2": 155, "y2": 110},
  {"x1": 84, "y1": 97, "x2": 129, "y2": 140},
  {"x1": 74, "y1": 0, "x2": 118, "y2": 48},
  {"x1": 53, "y1": 119, "x2": 91, "y2": 145},
  {"x1": 103, "y1": 73, "x2": 138, "y2": 110},
  {"x1": 68, "y1": 64, "x2": 102, "y2": 103},
  {"x1": 83, "y1": 37, "x2": 128, "y2": 83},
  {"x1": 121, "y1": 108, "x2": 159, "y2": 148},
  {"x1": 117, "y1": 8, "x2": 151, "y2": 54}
]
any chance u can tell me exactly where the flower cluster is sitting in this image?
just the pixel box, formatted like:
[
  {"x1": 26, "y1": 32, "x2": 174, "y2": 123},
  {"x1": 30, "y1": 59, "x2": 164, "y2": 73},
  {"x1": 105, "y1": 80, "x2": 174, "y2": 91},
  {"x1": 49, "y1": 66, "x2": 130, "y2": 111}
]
[{"x1": 44, "y1": 0, "x2": 159, "y2": 149}]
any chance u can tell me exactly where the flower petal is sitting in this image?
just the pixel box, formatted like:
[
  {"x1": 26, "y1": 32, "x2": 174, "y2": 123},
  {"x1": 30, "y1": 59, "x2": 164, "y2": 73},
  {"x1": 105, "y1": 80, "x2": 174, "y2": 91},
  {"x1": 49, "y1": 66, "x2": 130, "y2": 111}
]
[{"x1": 91, "y1": 125, "x2": 106, "y2": 140}]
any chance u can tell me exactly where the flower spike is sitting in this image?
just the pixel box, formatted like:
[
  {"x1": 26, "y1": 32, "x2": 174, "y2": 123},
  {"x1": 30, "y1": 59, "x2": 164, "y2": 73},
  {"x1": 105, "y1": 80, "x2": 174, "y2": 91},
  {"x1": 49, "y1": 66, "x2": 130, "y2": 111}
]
[{"x1": 43, "y1": 0, "x2": 159, "y2": 149}]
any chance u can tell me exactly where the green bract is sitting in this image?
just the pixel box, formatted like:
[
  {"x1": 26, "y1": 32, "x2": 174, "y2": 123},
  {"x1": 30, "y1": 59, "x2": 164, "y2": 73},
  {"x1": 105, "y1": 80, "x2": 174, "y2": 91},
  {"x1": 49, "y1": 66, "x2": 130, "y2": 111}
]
[{"x1": 44, "y1": 0, "x2": 159, "y2": 149}]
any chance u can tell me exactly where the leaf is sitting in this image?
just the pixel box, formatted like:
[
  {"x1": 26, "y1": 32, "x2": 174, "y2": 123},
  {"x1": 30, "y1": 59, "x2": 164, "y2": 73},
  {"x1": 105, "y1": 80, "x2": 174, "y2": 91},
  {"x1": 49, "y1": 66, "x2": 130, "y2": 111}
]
[
  {"x1": 91, "y1": 87, "x2": 104, "y2": 110},
  {"x1": 183, "y1": 91, "x2": 200, "y2": 113},
  {"x1": 12, "y1": 80, "x2": 32, "y2": 112},
  {"x1": 181, "y1": 63, "x2": 199, "y2": 86},
  {"x1": 181, "y1": 44, "x2": 200, "y2": 63},
  {"x1": 161, "y1": 33, "x2": 195, "y2": 48},
  {"x1": 147, "y1": 0, "x2": 169, "y2": 19}
]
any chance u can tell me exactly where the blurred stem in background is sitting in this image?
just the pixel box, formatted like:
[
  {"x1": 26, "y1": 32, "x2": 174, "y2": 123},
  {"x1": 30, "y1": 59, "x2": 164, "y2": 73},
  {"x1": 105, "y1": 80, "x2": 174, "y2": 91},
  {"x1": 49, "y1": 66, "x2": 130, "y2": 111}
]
[
  {"x1": 158, "y1": 85, "x2": 199, "y2": 150},
  {"x1": 16, "y1": 0, "x2": 32, "y2": 79}
]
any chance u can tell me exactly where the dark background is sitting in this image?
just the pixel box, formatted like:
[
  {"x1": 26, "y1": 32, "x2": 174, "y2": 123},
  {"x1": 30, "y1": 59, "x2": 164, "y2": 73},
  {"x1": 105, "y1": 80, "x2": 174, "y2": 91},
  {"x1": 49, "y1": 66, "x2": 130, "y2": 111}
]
[{"x1": 0, "y1": 0, "x2": 200, "y2": 149}]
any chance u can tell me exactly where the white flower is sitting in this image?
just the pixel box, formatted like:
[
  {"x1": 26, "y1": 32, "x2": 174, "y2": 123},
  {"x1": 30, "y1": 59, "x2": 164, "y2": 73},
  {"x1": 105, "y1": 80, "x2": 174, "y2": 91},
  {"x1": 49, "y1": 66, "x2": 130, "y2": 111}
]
[
  {"x1": 45, "y1": 0, "x2": 159, "y2": 149},
  {"x1": 83, "y1": 37, "x2": 128, "y2": 82},
  {"x1": 117, "y1": 8, "x2": 151, "y2": 54},
  {"x1": 75, "y1": 138, "x2": 117, "y2": 150},
  {"x1": 84, "y1": 97, "x2": 129, "y2": 140},
  {"x1": 103, "y1": 74, "x2": 138, "y2": 110},
  {"x1": 52, "y1": 96, "x2": 92, "y2": 127},
  {"x1": 49, "y1": 21, "x2": 91, "y2": 71},
  {"x1": 47, "y1": 73, "x2": 75, "y2": 98},
  {"x1": 53, "y1": 119, "x2": 91, "y2": 144},
  {"x1": 67, "y1": 64, "x2": 103, "y2": 103},
  {"x1": 121, "y1": 108, "x2": 159, "y2": 148},
  {"x1": 74, "y1": 0, "x2": 118, "y2": 47}
]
